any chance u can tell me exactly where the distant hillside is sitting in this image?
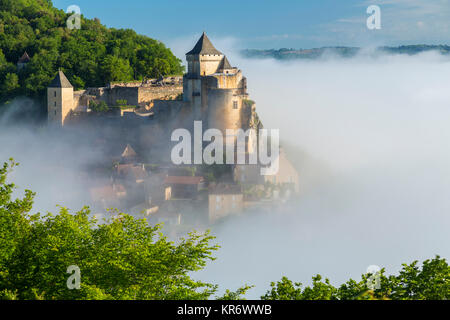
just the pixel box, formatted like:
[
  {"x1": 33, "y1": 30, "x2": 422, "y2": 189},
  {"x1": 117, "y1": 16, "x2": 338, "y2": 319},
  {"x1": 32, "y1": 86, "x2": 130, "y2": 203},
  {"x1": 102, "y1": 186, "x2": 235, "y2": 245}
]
[
  {"x1": 241, "y1": 45, "x2": 450, "y2": 60},
  {"x1": 0, "y1": 0, "x2": 184, "y2": 103}
]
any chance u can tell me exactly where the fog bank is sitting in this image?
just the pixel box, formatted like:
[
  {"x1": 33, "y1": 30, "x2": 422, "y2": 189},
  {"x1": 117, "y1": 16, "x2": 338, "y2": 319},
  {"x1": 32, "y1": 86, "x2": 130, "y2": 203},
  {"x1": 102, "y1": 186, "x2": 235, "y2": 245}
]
[
  {"x1": 1, "y1": 40, "x2": 449, "y2": 298},
  {"x1": 190, "y1": 46, "x2": 450, "y2": 297}
]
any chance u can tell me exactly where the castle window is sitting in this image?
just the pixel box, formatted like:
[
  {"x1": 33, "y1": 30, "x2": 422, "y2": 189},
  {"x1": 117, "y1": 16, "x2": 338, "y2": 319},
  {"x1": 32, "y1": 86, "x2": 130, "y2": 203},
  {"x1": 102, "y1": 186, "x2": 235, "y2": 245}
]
[
  {"x1": 54, "y1": 91, "x2": 56, "y2": 97},
  {"x1": 54, "y1": 102, "x2": 57, "y2": 106},
  {"x1": 233, "y1": 101, "x2": 238, "y2": 109}
]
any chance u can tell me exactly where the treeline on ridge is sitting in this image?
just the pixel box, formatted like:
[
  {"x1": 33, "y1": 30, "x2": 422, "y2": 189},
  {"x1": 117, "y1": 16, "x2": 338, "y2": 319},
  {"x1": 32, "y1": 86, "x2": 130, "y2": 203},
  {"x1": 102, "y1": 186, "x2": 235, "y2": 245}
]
[{"x1": 0, "y1": 0, "x2": 184, "y2": 103}]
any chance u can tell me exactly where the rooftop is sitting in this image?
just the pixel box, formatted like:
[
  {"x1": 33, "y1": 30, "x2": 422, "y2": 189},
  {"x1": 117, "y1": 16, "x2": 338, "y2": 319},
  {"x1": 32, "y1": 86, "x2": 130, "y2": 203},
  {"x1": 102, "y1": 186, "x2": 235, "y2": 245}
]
[
  {"x1": 218, "y1": 56, "x2": 233, "y2": 70},
  {"x1": 121, "y1": 144, "x2": 138, "y2": 158},
  {"x1": 49, "y1": 70, "x2": 73, "y2": 88},
  {"x1": 18, "y1": 51, "x2": 31, "y2": 64},
  {"x1": 186, "y1": 32, "x2": 223, "y2": 56}
]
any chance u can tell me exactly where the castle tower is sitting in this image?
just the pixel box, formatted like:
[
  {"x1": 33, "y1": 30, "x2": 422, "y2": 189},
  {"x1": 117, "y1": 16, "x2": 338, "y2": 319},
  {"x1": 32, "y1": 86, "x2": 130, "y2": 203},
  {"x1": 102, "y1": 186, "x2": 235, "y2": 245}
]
[
  {"x1": 47, "y1": 70, "x2": 74, "y2": 127},
  {"x1": 186, "y1": 32, "x2": 224, "y2": 77},
  {"x1": 184, "y1": 32, "x2": 224, "y2": 120},
  {"x1": 182, "y1": 32, "x2": 254, "y2": 156}
]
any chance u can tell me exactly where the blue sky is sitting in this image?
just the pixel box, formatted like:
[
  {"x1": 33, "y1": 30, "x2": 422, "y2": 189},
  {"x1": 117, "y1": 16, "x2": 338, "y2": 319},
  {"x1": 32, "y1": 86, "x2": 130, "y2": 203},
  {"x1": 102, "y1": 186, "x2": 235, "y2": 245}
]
[{"x1": 52, "y1": 0, "x2": 450, "y2": 49}]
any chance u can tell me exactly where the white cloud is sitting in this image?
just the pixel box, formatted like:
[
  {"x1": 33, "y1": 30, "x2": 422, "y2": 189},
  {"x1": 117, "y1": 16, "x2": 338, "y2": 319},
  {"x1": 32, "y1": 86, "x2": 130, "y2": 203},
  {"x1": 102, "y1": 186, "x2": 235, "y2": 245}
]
[{"x1": 326, "y1": 0, "x2": 450, "y2": 45}]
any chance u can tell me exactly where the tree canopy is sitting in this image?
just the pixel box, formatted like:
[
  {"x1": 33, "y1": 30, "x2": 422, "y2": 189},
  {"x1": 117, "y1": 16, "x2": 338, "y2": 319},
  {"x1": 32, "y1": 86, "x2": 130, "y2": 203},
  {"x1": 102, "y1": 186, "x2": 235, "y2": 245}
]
[
  {"x1": 262, "y1": 257, "x2": 449, "y2": 300},
  {"x1": 0, "y1": 159, "x2": 448, "y2": 300},
  {"x1": 0, "y1": 159, "x2": 219, "y2": 300},
  {"x1": 0, "y1": 0, "x2": 184, "y2": 103}
]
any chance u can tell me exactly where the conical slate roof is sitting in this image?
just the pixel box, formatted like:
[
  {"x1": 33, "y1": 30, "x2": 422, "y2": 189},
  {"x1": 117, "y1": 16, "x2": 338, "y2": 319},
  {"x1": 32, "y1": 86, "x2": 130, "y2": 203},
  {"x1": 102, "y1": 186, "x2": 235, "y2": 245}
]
[
  {"x1": 18, "y1": 51, "x2": 31, "y2": 63},
  {"x1": 186, "y1": 32, "x2": 222, "y2": 55},
  {"x1": 121, "y1": 144, "x2": 137, "y2": 158},
  {"x1": 49, "y1": 70, "x2": 73, "y2": 88},
  {"x1": 218, "y1": 56, "x2": 233, "y2": 70}
]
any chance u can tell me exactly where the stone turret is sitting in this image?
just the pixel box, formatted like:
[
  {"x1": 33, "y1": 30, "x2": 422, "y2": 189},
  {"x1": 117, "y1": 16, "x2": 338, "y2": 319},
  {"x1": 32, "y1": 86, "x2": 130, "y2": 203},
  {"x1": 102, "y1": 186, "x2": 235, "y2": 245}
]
[
  {"x1": 183, "y1": 32, "x2": 224, "y2": 120},
  {"x1": 186, "y1": 32, "x2": 224, "y2": 77},
  {"x1": 47, "y1": 70, "x2": 74, "y2": 127},
  {"x1": 182, "y1": 32, "x2": 254, "y2": 155}
]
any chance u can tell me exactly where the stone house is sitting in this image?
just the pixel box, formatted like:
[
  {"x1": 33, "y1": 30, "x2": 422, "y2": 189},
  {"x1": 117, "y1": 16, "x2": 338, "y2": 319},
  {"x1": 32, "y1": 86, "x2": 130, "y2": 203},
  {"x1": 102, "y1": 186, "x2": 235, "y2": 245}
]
[
  {"x1": 208, "y1": 184, "x2": 244, "y2": 222},
  {"x1": 164, "y1": 175, "x2": 205, "y2": 199},
  {"x1": 17, "y1": 51, "x2": 31, "y2": 70}
]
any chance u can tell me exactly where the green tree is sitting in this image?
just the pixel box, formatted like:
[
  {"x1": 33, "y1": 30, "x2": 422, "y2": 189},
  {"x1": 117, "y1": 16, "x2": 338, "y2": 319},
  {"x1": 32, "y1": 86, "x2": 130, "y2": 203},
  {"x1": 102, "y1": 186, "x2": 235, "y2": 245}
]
[
  {"x1": 1, "y1": 159, "x2": 447, "y2": 300},
  {"x1": 0, "y1": 0, "x2": 184, "y2": 104},
  {"x1": 1, "y1": 73, "x2": 20, "y2": 97},
  {"x1": 262, "y1": 256, "x2": 449, "y2": 300},
  {"x1": 100, "y1": 55, "x2": 133, "y2": 83},
  {"x1": 377, "y1": 257, "x2": 449, "y2": 300},
  {"x1": 0, "y1": 160, "x2": 219, "y2": 300},
  {"x1": 89, "y1": 100, "x2": 109, "y2": 113}
]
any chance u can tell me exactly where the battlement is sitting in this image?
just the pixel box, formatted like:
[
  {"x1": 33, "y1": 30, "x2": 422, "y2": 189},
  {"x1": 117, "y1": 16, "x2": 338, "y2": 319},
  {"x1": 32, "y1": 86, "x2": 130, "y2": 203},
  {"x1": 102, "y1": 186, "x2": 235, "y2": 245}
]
[
  {"x1": 71, "y1": 78, "x2": 183, "y2": 112},
  {"x1": 48, "y1": 33, "x2": 255, "y2": 138}
]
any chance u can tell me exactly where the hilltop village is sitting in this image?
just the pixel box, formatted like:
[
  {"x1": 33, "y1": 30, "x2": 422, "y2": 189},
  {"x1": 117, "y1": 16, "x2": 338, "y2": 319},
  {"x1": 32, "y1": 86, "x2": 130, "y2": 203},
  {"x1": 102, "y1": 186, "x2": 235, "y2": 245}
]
[{"x1": 43, "y1": 33, "x2": 300, "y2": 228}]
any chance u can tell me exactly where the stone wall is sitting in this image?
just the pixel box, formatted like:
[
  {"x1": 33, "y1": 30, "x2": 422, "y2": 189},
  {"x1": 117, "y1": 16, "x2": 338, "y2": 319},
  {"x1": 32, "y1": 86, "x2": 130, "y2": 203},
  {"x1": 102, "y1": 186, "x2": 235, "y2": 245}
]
[
  {"x1": 208, "y1": 193, "x2": 244, "y2": 222},
  {"x1": 138, "y1": 85, "x2": 182, "y2": 104},
  {"x1": 110, "y1": 76, "x2": 182, "y2": 88},
  {"x1": 73, "y1": 84, "x2": 183, "y2": 109},
  {"x1": 199, "y1": 54, "x2": 224, "y2": 76},
  {"x1": 207, "y1": 88, "x2": 244, "y2": 133},
  {"x1": 108, "y1": 87, "x2": 140, "y2": 106}
]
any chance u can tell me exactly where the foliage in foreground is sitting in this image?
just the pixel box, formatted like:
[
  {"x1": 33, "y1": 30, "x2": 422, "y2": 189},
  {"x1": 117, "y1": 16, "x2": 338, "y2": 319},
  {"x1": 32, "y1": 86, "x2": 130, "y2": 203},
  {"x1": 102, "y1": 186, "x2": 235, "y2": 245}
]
[
  {"x1": 0, "y1": 159, "x2": 448, "y2": 300},
  {"x1": 262, "y1": 254, "x2": 449, "y2": 300},
  {"x1": 0, "y1": 159, "x2": 222, "y2": 300}
]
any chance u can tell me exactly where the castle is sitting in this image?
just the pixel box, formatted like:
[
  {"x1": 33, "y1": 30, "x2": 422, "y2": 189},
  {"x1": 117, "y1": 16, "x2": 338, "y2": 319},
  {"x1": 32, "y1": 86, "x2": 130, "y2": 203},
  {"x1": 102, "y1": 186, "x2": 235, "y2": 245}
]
[
  {"x1": 47, "y1": 33, "x2": 298, "y2": 193},
  {"x1": 47, "y1": 32, "x2": 299, "y2": 222},
  {"x1": 48, "y1": 32, "x2": 257, "y2": 133}
]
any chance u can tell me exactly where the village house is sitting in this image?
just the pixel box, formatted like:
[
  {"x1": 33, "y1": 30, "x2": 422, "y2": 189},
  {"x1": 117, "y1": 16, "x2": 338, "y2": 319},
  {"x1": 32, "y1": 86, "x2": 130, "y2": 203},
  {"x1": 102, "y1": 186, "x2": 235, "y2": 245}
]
[
  {"x1": 164, "y1": 175, "x2": 205, "y2": 199},
  {"x1": 89, "y1": 183, "x2": 127, "y2": 210},
  {"x1": 17, "y1": 51, "x2": 31, "y2": 70},
  {"x1": 208, "y1": 184, "x2": 244, "y2": 223},
  {"x1": 120, "y1": 144, "x2": 140, "y2": 163},
  {"x1": 48, "y1": 33, "x2": 301, "y2": 227},
  {"x1": 234, "y1": 148, "x2": 300, "y2": 196}
]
